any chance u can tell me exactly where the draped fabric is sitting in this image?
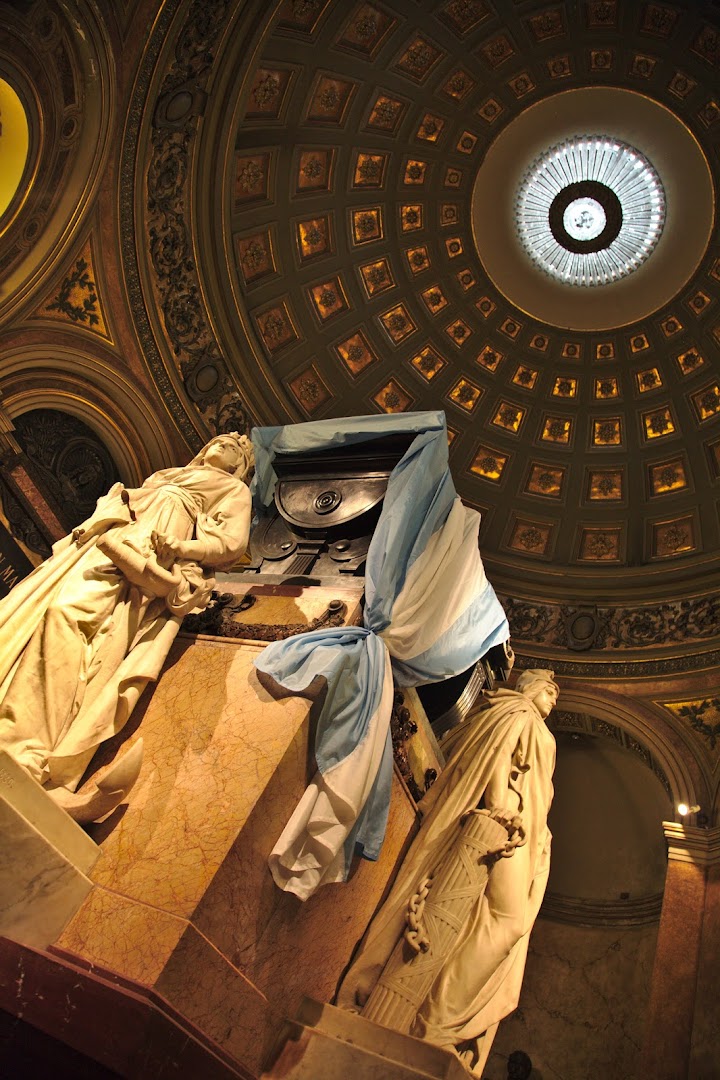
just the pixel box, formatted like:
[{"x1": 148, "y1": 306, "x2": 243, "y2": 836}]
[{"x1": 253, "y1": 412, "x2": 509, "y2": 900}]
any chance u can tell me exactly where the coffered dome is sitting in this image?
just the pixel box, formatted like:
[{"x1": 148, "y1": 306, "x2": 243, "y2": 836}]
[{"x1": 131, "y1": 0, "x2": 720, "y2": 600}]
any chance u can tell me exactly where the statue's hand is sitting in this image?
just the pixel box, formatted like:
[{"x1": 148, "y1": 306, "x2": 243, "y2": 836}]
[
  {"x1": 487, "y1": 806, "x2": 520, "y2": 829},
  {"x1": 487, "y1": 807, "x2": 526, "y2": 854},
  {"x1": 152, "y1": 531, "x2": 183, "y2": 563},
  {"x1": 72, "y1": 527, "x2": 87, "y2": 547}
]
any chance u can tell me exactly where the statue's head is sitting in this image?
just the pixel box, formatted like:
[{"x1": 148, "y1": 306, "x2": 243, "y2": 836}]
[
  {"x1": 515, "y1": 668, "x2": 558, "y2": 719},
  {"x1": 192, "y1": 433, "x2": 255, "y2": 480}
]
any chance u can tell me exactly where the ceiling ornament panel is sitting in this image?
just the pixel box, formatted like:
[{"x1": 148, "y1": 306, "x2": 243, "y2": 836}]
[
  {"x1": 34, "y1": 238, "x2": 112, "y2": 342},
  {"x1": 661, "y1": 697, "x2": 720, "y2": 772},
  {"x1": 127, "y1": 0, "x2": 720, "y2": 598}
]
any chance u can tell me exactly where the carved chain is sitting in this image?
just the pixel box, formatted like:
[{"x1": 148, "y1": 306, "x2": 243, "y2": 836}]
[{"x1": 405, "y1": 876, "x2": 433, "y2": 954}]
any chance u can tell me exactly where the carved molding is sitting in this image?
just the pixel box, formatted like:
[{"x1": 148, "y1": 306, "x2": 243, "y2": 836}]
[
  {"x1": 145, "y1": 1, "x2": 250, "y2": 435},
  {"x1": 182, "y1": 591, "x2": 348, "y2": 641},
  {"x1": 390, "y1": 689, "x2": 438, "y2": 804},
  {"x1": 120, "y1": 0, "x2": 200, "y2": 446},
  {"x1": 515, "y1": 649, "x2": 720, "y2": 680},
  {"x1": 663, "y1": 822, "x2": 720, "y2": 866},
  {"x1": 122, "y1": 0, "x2": 253, "y2": 444},
  {"x1": 550, "y1": 710, "x2": 672, "y2": 798},
  {"x1": 501, "y1": 592, "x2": 720, "y2": 657},
  {"x1": 510, "y1": 580, "x2": 720, "y2": 678},
  {"x1": 541, "y1": 891, "x2": 663, "y2": 927}
]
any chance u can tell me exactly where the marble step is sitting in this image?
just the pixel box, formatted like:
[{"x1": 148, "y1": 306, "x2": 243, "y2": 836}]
[
  {"x1": 0, "y1": 750, "x2": 100, "y2": 949},
  {"x1": 263, "y1": 998, "x2": 470, "y2": 1080}
]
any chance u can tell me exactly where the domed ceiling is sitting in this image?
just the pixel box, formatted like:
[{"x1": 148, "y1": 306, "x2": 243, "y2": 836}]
[{"x1": 130, "y1": 0, "x2": 720, "y2": 598}]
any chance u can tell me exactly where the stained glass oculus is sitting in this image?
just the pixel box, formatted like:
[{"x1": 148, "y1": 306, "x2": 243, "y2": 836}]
[{"x1": 516, "y1": 137, "x2": 666, "y2": 286}]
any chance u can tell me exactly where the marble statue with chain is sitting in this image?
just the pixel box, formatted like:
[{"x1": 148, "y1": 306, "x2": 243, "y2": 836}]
[{"x1": 336, "y1": 669, "x2": 559, "y2": 1076}]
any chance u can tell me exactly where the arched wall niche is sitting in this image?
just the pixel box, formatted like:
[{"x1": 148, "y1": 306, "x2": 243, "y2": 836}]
[
  {"x1": 11, "y1": 408, "x2": 121, "y2": 529},
  {"x1": 546, "y1": 729, "x2": 670, "y2": 912},
  {"x1": 8, "y1": 387, "x2": 141, "y2": 489},
  {"x1": 554, "y1": 683, "x2": 707, "y2": 818},
  {"x1": 0, "y1": 347, "x2": 179, "y2": 485}
]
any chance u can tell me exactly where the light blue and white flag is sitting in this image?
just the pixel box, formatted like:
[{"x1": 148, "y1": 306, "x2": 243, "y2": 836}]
[{"x1": 252, "y1": 412, "x2": 509, "y2": 900}]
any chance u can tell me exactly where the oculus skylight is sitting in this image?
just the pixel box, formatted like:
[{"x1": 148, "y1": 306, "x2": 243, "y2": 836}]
[{"x1": 515, "y1": 137, "x2": 666, "y2": 287}]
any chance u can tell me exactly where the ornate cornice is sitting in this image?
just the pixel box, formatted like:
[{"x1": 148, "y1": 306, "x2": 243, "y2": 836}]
[
  {"x1": 502, "y1": 591, "x2": 720, "y2": 675},
  {"x1": 502, "y1": 592, "x2": 720, "y2": 651},
  {"x1": 515, "y1": 650, "x2": 720, "y2": 680}
]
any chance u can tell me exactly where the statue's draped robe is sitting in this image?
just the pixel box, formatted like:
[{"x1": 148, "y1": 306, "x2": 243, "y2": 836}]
[
  {"x1": 0, "y1": 464, "x2": 249, "y2": 790},
  {"x1": 337, "y1": 689, "x2": 556, "y2": 1046}
]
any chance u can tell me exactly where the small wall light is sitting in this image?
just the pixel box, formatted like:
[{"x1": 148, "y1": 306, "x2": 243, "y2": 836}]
[{"x1": 677, "y1": 803, "x2": 701, "y2": 816}]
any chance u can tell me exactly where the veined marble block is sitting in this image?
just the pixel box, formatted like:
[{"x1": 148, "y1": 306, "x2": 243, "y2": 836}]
[
  {"x1": 54, "y1": 635, "x2": 418, "y2": 1077},
  {"x1": 0, "y1": 750, "x2": 99, "y2": 948}
]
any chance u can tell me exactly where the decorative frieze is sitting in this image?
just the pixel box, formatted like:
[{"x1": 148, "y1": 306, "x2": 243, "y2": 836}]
[{"x1": 500, "y1": 593, "x2": 720, "y2": 652}]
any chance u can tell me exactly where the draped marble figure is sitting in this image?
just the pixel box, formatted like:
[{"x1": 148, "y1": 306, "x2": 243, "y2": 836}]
[
  {"x1": 337, "y1": 669, "x2": 558, "y2": 1074},
  {"x1": 0, "y1": 433, "x2": 253, "y2": 817}
]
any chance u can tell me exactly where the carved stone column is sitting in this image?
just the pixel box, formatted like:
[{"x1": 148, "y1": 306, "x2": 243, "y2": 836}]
[{"x1": 642, "y1": 822, "x2": 720, "y2": 1079}]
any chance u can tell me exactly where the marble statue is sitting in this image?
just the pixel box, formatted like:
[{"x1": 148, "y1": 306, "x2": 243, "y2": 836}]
[
  {"x1": 0, "y1": 433, "x2": 253, "y2": 821},
  {"x1": 336, "y1": 669, "x2": 558, "y2": 1076}
]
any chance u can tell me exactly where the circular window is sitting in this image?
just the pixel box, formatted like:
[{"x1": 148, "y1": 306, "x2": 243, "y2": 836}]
[
  {"x1": 0, "y1": 78, "x2": 29, "y2": 223},
  {"x1": 516, "y1": 137, "x2": 665, "y2": 286}
]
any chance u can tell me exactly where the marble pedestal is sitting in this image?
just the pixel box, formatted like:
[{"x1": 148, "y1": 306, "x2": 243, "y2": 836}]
[
  {"x1": 0, "y1": 750, "x2": 99, "y2": 948},
  {"x1": 52, "y1": 633, "x2": 418, "y2": 1078},
  {"x1": 262, "y1": 999, "x2": 470, "y2": 1080}
]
